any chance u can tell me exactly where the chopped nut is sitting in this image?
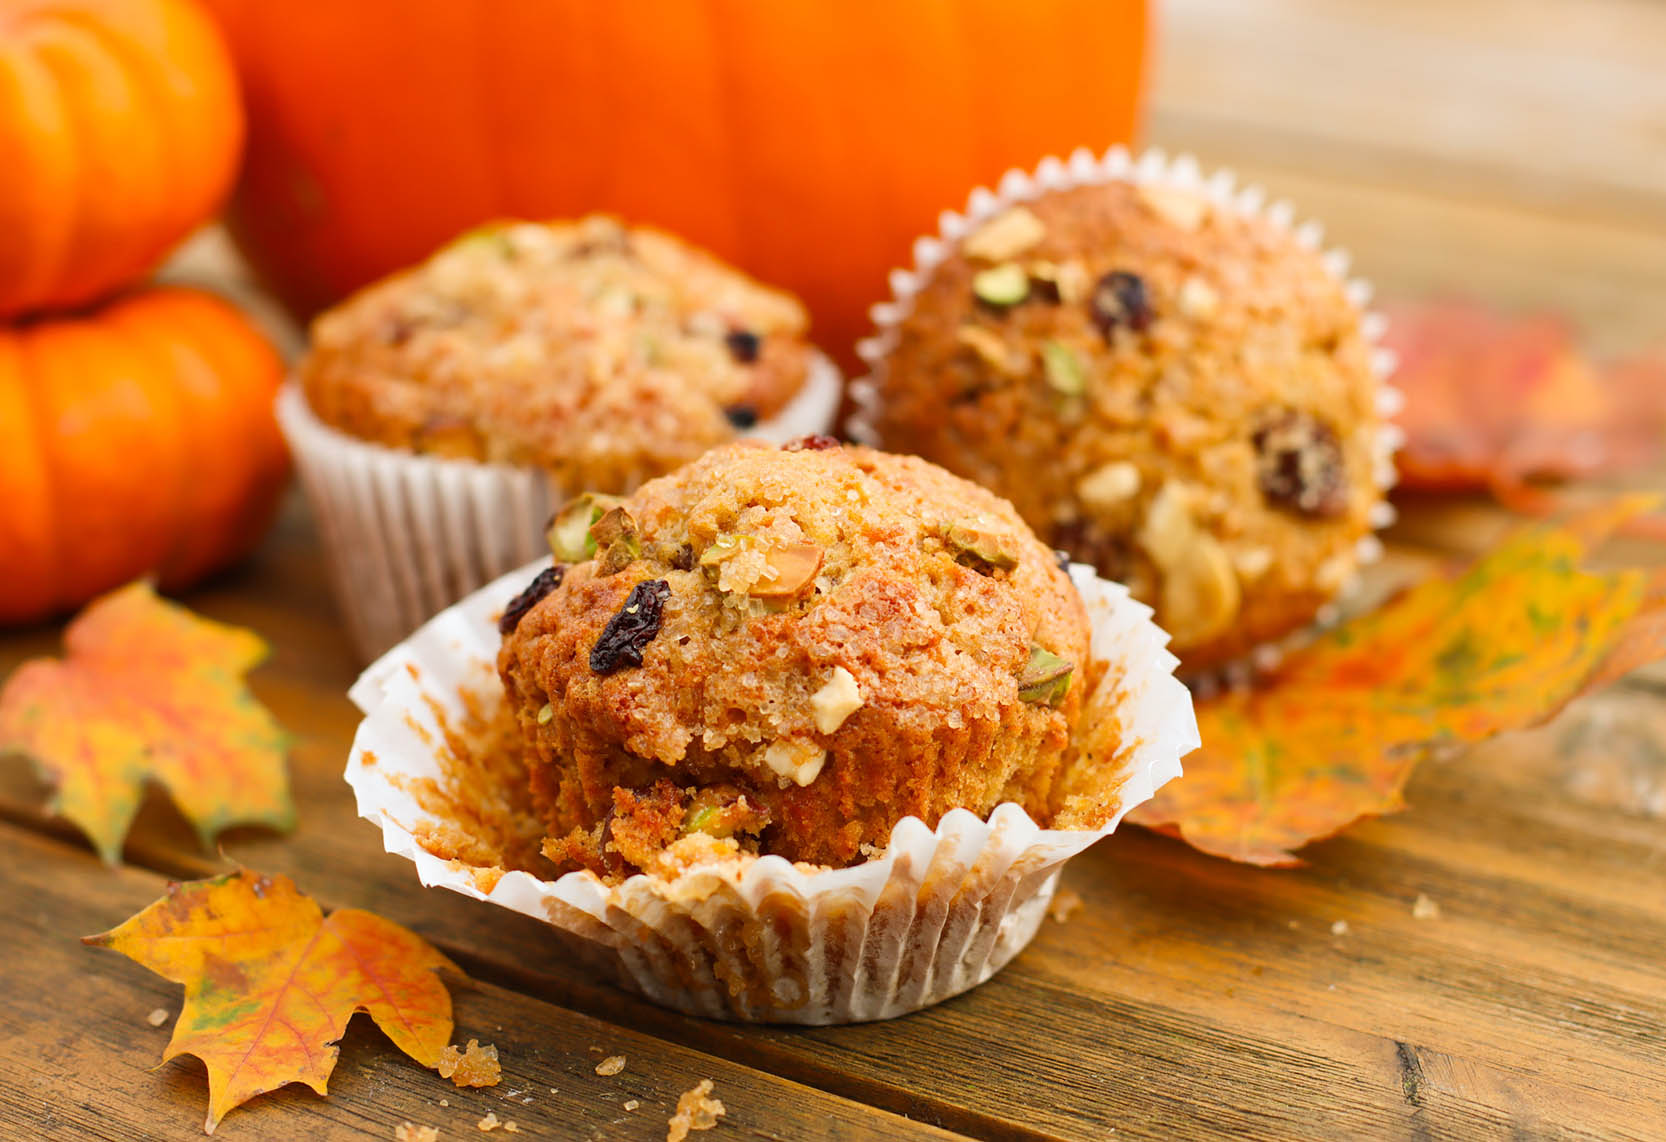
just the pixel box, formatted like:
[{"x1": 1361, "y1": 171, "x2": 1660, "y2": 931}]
[
  {"x1": 438, "y1": 1039, "x2": 502, "y2": 1088},
  {"x1": 547, "y1": 493, "x2": 623, "y2": 563},
  {"x1": 750, "y1": 543, "x2": 823, "y2": 598},
  {"x1": 962, "y1": 206, "x2": 1047, "y2": 262},
  {"x1": 811, "y1": 666, "x2": 864, "y2": 733},
  {"x1": 1232, "y1": 547, "x2": 1274, "y2": 579},
  {"x1": 1139, "y1": 484, "x2": 1241, "y2": 647},
  {"x1": 955, "y1": 324, "x2": 1019, "y2": 374},
  {"x1": 667, "y1": 1079, "x2": 726, "y2": 1142},
  {"x1": 590, "y1": 506, "x2": 642, "y2": 575},
  {"x1": 1176, "y1": 276, "x2": 1219, "y2": 320},
  {"x1": 536, "y1": 703, "x2": 554, "y2": 725},
  {"x1": 972, "y1": 262, "x2": 1030, "y2": 308},
  {"x1": 1413, "y1": 894, "x2": 1442, "y2": 920},
  {"x1": 595, "y1": 1054, "x2": 626, "y2": 1076},
  {"x1": 395, "y1": 1124, "x2": 439, "y2": 1142},
  {"x1": 1138, "y1": 184, "x2": 1211, "y2": 231},
  {"x1": 763, "y1": 740, "x2": 827, "y2": 786},
  {"x1": 1018, "y1": 645, "x2": 1073, "y2": 706},
  {"x1": 1254, "y1": 408, "x2": 1348, "y2": 518},
  {"x1": 1076, "y1": 462, "x2": 1141, "y2": 508},
  {"x1": 1090, "y1": 271, "x2": 1152, "y2": 337},
  {"x1": 1040, "y1": 340, "x2": 1086, "y2": 396},
  {"x1": 942, "y1": 520, "x2": 1019, "y2": 572}
]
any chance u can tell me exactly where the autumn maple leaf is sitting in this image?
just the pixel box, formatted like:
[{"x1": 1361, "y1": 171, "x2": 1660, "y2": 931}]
[
  {"x1": 84, "y1": 869, "x2": 461, "y2": 1134},
  {"x1": 1131, "y1": 497, "x2": 1666, "y2": 865},
  {"x1": 1383, "y1": 300, "x2": 1666, "y2": 505},
  {"x1": 0, "y1": 581, "x2": 293, "y2": 863}
]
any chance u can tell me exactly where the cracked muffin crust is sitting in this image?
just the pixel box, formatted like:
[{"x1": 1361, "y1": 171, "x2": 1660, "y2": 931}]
[
  {"x1": 298, "y1": 216, "x2": 816, "y2": 492},
  {"x1": 869, "y1": 181, "x2": 1384, "y2": 671},
  {"x1": 497, "y1": 439, "x2": 1102, "y2": 875}
]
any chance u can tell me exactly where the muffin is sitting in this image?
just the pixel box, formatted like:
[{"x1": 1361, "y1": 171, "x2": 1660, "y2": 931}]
[
  {"x1": 496, "y1": 438, "x2": 1106, "y2": 875},
  {"x1": 861, "y1": 162, "x2": 1390, "y2": 673},
  {"x1": 278, "y1": 216, "x2": 841, "y2": 660},
  {"x1": 300, "y1": 215, "x2": 820, "y2": 492}
]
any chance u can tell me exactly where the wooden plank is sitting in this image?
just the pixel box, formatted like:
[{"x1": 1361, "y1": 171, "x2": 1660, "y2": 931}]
[
  {"x1": 0, "y1": 823, "x2": 966, "y2": 1142},
  {"x1": 5, "y1": 498, "x2": 1665, "y2": 1139}
]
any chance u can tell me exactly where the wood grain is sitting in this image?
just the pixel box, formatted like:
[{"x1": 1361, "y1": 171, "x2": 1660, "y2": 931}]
[{"x1": 0, "y1": 823, "x2": 965, "y2": 1142}]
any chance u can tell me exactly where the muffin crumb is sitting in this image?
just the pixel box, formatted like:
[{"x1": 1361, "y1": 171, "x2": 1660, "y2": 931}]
[{"x1": 667, "y1": 1080, "x2": 725, "y2": 1142}]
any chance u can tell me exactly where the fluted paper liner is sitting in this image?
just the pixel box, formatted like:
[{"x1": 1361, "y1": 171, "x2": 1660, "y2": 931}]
[
  {"x1": 345, "y1": 560, "x2": 1198, "y2": 1024},
  {"x1": 277, "y1": 352, "x2": 841, "y2": 662},
  {"x1": 846, "y1": 146, "x2": 1404, "y2": 689}
]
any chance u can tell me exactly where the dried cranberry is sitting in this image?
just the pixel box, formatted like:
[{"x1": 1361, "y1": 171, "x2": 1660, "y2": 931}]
[
  {"x1": 783, "y1": 434, "x2": 840, "y2": 452},
  {"x1": 725, "y1": 404, "x2": 758, "y2": 429},
  {"x1": 590, "y1": 579, "x2": 671, "y2": 674},
  {"x1": 1253, "y1": 409, "x2": 1348, "y2": 518},
  {"x1": 1029, "y1": 275, "x2": 1063, "y2": 304},
  {"x1": 724, "y1": 330, "x2": 761, "y2": 364},
  {"x1": 498, "y1": 565, "x2": 565, "y2": 636},
  {"x1": 1090, "y1": 271, "x2": 1152, "y2": 338}
]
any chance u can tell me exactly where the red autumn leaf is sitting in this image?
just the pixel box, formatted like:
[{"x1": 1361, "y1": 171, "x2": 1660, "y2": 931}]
[
  {"x1": 84, "y1": 869, "x2": 462, "y2": 1134},
  {"x1": 1383, "y1": 300, "x2": 1666, "y2": 504},
  {"x1": 0, "y1": 581, "x2": 292, "y2": 863},
  {"x1": 1130, "y1": 498, "x2": 1666, "y2": 865}
]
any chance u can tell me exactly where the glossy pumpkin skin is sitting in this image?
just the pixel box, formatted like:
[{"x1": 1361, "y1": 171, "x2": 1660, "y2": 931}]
[
  {"x1": 204, "y1": 0, "x2": 1147, "y2": 365},
  {"x1": 0, "y1": 287, "x2": 288, "y2": 625},
  {"x1": 0, "y1": 0, "x2": 244, "y2": 318}
]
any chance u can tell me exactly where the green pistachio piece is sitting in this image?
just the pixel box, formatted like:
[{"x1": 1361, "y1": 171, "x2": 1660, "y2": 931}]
[
  {"x1": 1040, "y1": 340, "x2": 1087, "y2": 396},
  {"x1": 536, "y1": 702, "x2": 554, "y2": 725},
  {"x1": 698, "y1": 533, "x2": 745, "y2": 567},
  {"x1": 546, "y1": 493, "x2": 622, "y2": 563},
  {"x1": 450, "y1": 221, "x2": 514, "y2": 256},
  {"x1": 684, "y1": 805, "x2": 718, "y2": 833},
  {"x1": 1017, "y1": 644, "x2": 1073, "y2": 706},
  {"x1": 972, "y1": 262, "x2": 1030, "y2": 308},
  {"x1": 943, "y1": 522, "x2": 1019, "y2": 572},
  {"x1": 590, "y1": 506, "x2": 642, "y2": 575}
]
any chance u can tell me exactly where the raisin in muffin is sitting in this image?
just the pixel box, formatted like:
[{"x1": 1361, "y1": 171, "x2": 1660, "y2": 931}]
[
  {"x1": 497, "y1": 438, "x2": 1101, "y2": 876},
  {"x1": 866, "y1": 180, "x2": 1386, "y2": 672},
  {"x1": 299, "y1": 216, "x2": 820, "y2": 492}
]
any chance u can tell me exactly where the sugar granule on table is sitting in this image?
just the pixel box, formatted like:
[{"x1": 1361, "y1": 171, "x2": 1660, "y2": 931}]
[
  {"x1": 624, "y1": 1100, "x2": 640, "y2": 1111},
  {"x1": 1413, "y1": 893, "x2": 1442, "y2": 920},
  {"x1": 395, "y1": 1124, "x2": 439, "y2": 1142},
  {"x1": 667, "y1": 1079, "x2": 725, "y2": 1142},
  {"x1": 145, "y1": 1007, "x2": 170, "y2": 1027},
  {"x1": 1331, "y1": 920, "x2": 1350, "y2": 937},
  {"x1": 595, "y1": 1054, "x2": 626, "y2": 1076},
  {"x1": 439, "y1": 1039, "x2": 502, "y2": 1087}
]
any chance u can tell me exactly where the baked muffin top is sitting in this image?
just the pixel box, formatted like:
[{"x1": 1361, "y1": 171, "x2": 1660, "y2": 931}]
[
  {"x1": 299, "y1": 216, "x2": 816, "y2": 491},
  {"x1": 497, "y1": 439, "x2": 1101, "y2": 874},
  {"x1": 869, "y1": 180, "x2": 1384, "y2": 670}
]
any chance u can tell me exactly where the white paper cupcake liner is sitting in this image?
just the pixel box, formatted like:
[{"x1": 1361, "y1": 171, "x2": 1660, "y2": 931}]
[
  {"x1": 276, "y1": 353, "x2": 841, "y2": 661},
  {"x1": 345, "y1": 559, "x2": 1198, "y2": 1024},
  {"x1": 844, "y1": 146, "x2": 1403, "y2": 691}
]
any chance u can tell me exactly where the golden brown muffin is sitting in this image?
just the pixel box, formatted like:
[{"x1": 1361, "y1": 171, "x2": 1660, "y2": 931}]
[
  {"x1": 299, "y1": 216, "x2": 816, "y2": 492},
  {"x1": 497, "y1": 439, "x2": 1096, "y2": 875},
  {"x1": 867, "y1": 181, "x2": 1385, "y2": 671}
]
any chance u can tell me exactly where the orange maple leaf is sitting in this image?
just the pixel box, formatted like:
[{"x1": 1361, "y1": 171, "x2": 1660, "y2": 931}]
[
  {"x1": 1383, "y1": 300, "x2": 1666, "y2": 507},
  {"x1": 0, "y1": 581, "x2": 293, "y2": 863},
  {"x1": 1131, "y1": 498, "x2": 1666, "y2": 865},
  {"x1": 84, "y1": 869, "x2": 462, "y2": 1134}
]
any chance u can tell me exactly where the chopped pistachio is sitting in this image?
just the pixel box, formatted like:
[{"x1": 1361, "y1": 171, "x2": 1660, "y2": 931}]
[
  {"x1": 536, "y1": 703, "x2": 554, "y2": 725},
  {"x1": 546, "y1": 493, "x2": 622, "y2": 563},
  {"x1": 963, "y1": 206, "x2": 1047, "y2": 262},
  {"x1": 1177, "y1": 276, "x2": 1220, "y2": 320},
  {"x1": 590, "y1": 506, "x2": 641, "y2": 575},
  {"x1": 749, "y1": 543, "x2": 824, "y2": 598},
  {"x1": 810, "y1": 666, "x2": 864, "y2": 734},
  {"x1": 1040, "y1": 340, "x2": 1087, "y2": 396},
  {"x1": 972, "y1": 263, "x2": 1030, "y2": 308},
  {"x1": 955, "y1": 324, "x2": 1017, "y2": 374},
  {"x1": 1018, "y1": 645, "x2": 1074, "y2": 706},
  {"x1": 763, "y1": 740, "x2": 827, "y2": 786},
  {"x1": 698, "y1": 534, "x2": 743, "y2": 567},
  {"x1": 942, "y1": 521, "x2": 1019, "y2": 572},
  {"x1": 684, "y1": 805, "x2": 718, "y2": 833},
  {"x1": 1137, "y1": 185, "x2": 1210, "y2": 232}
]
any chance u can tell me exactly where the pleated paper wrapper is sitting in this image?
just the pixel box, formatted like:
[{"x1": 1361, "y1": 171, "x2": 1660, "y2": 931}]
[
  {"x1": 276, "y1": 351, "x2": 841, "y2": 662},
  {"x1": 345, "y1": 560, "x2": 1198, "y2": 1024},
  {"x1": 846, "y1": 146, "x2": 1404, "y2": 691}
]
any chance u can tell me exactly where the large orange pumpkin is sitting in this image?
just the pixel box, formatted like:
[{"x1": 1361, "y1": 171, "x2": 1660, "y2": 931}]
[
  {"x1": 0, "y1": 0, "x2": 244, "y2": 318},
  {"x1": 0, "y1": 286, "x2": 288, "y2": 625},
  {"x1": 204, "y1": 0, "x2": 1147, "y2": 366}
]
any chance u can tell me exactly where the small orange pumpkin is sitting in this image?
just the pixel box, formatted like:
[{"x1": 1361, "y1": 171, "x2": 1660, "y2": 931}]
[
  {"x1": 0, "y1": 286, "x2": 288, "y2": 624},
  {"x1": 0, "y1": 0, "x2": 244, "y2": 317}
]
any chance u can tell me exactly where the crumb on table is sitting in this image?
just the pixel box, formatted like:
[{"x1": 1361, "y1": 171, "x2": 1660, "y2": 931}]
[
  {"x1": 595, "y1": 1054, "x2": 626, "y2": 1076},
  {"x1": 438, "y1": 1039, "x2": 502, "y2": 1088},
  {"x1": 1048, "y1": 888, "x2": 1084, "y2": 923},
  {"x1": 145, "y1": 1007, "x2": 170, "y2": 1027},
  {"x1": 395, "y1": 1124, "x2": 438, "y2": 1142},
  {"x1": 667, "y1": 1079, "x2": 725, "y2": 1142}
]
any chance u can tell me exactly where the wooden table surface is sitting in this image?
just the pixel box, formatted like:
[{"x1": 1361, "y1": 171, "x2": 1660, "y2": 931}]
[{"x1": 5, "y1": 1, "x2": 1666, "y2": 1138}]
